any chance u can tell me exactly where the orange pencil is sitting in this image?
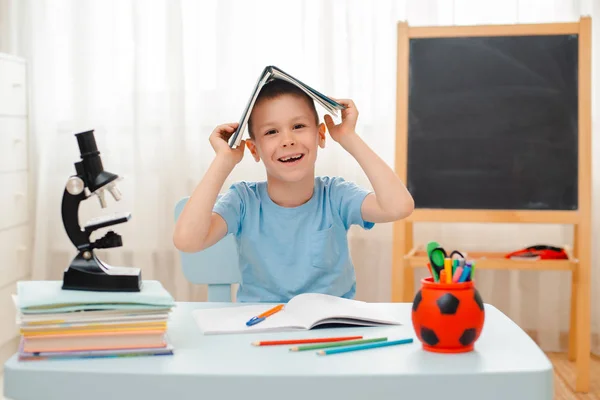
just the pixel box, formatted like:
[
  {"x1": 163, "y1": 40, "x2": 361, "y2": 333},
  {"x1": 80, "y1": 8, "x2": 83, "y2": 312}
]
[{"x1": 251, "y1": 335, "x2": 363, "y2": 346}]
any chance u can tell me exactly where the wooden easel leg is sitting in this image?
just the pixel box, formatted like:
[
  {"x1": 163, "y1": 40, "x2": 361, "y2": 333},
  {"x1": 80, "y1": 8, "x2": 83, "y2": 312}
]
[
  {"x1": 574, "y1": 14, "x2": 592, "y2": 393},
  {"x1": 574, "y1": 274, "x2": 591, "y2": 392},
  {"x1": 392, "y1": 20, "x2": 410, "y2": 303},
  {"x1": 391, "y1": 220, "x2": 407, "y2": 302},
  {"x1": 568, "y1": 268, "x2": 578, "y2": 361},
  {"x1": 391, "y1": 220, "x2": 414, "y2": 302},
  {"x1": 568, "y1": 231, "x2": 579, "y2": 361},
  {"x1": 391, "y1": 264, "x2": 404, "y2": 302},
  {"x1": 403, "y1": 265, "x2": 414, "y2": 302},
  {"x1": 574, "y1": 279, "x2": 590, "y2": 392},
  {"x1": 402, "y1": 221, "x2": 414, "y2": 302},
  {"x1": 574, "y1": 222, "x2": 590, "y2": 392}
]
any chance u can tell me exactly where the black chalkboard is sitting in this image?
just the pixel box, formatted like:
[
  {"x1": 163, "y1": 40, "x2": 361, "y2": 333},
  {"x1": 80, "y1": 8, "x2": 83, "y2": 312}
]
[{"x1": 406, "y1": 34, "x2": 578, "y2": 210}]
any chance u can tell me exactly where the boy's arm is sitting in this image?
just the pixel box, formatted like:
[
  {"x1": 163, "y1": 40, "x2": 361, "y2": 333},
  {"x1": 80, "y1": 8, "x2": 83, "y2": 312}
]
[
  {"x1": 324, "y1": 100, "x2": 414, "y2": 223},
  {"x1": 173, "y1": 123, "x2": 245, "y2": 253},
  {"x1": 339, "y1": 134, "x2": 414, "y2": 223}
]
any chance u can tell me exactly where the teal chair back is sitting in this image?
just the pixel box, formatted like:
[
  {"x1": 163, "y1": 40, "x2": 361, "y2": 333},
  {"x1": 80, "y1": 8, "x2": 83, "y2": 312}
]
[{"x1": 174, "y1": 197, "x2": 241, "y2": 302}]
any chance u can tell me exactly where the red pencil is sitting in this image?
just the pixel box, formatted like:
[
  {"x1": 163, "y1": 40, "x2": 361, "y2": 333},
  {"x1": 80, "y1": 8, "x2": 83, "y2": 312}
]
[{"x1": 251, "y1": 335, "x2": 363, "y2": 346}]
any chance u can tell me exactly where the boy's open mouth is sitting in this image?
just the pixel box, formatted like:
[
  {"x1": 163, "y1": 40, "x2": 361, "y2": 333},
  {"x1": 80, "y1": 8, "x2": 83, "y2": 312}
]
[{"x1": 278, "y1": 153, "x2": 304, "y2": 163}]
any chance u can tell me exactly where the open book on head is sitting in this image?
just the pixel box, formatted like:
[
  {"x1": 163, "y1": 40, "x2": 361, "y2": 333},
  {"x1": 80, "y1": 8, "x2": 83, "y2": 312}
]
[
  {"x1": 192, "y1": 293, "x2": 403, "y2": 335},
  {"x1": 227, "y1": 65, "x2": 346, "y2": 148}
]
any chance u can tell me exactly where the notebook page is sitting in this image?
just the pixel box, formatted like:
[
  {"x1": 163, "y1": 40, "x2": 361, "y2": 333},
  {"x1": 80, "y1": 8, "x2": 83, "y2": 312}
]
[
  {"x1": 285, "y1": 293, "x2": 403, "y2": 328},
  {"x1": 192, "y1": 304, "x2": 305, "y2": 335}
]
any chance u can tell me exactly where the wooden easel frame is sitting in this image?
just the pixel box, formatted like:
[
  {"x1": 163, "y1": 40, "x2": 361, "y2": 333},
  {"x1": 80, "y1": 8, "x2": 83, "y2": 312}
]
[{"x1": 392, "y1": 17, "x2": 592, "y2": 393}]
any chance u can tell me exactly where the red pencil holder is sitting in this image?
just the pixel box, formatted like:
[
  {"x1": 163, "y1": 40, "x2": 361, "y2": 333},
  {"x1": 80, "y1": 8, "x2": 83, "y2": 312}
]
[{"x1": 411, "y1": 277, "x2": 485, "y2": 353}]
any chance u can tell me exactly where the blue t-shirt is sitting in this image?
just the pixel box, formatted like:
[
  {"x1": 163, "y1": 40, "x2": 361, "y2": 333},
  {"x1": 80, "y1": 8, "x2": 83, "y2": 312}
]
[{"x1": 212, "y1": 176, "x2": 374, "y2": 302}]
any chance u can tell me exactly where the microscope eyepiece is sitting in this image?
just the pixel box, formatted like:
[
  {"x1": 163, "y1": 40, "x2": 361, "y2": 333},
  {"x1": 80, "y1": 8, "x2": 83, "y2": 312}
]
[
  {"x1": 74, "y1": 130, "x2": 119, "y2": 201},
  {"x1": 76, "y1": 130, "x2": 100, "y2": 158}
]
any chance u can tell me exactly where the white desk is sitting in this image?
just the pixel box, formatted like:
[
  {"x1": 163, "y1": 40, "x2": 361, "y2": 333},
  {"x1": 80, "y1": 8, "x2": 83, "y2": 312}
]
[{"x1": 4, "y1": 302, "x2": 553, "y2": 400}]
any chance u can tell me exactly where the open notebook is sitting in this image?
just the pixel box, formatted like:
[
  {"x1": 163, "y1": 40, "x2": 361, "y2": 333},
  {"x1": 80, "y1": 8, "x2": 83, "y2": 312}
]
[
  {"x1": 192, "y1": 293, "x2": 403, "y2": 334},
  {"x1": 227, "y1": 65, "x2": 345, "y2": 148}
]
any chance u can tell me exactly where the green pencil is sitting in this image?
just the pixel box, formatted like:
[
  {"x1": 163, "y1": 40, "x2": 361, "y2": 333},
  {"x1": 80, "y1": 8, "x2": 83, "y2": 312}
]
[
  {"x1": 289, "y1": 337, "x2": 388, "y2": 352},
  {"x1": 317, "y1": 338, "x2": 413, "y2": 355}
]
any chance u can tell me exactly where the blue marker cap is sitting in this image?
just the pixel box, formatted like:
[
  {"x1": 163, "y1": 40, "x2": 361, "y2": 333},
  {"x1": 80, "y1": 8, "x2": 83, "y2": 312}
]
[{"x1": 459, "y1": 266, "x2": 471, "y2": 282}]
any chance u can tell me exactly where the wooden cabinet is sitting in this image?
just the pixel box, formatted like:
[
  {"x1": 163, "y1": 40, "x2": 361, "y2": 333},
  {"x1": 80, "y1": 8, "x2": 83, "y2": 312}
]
[{"x1": 0, "y1": 53, "x2": 31, "y2": 373}]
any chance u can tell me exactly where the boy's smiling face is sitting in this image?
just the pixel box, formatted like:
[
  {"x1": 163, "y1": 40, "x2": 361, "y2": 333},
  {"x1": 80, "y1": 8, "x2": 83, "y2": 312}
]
[{"x1": 246, "y1": 93, "x2": 326, "y2": 183}]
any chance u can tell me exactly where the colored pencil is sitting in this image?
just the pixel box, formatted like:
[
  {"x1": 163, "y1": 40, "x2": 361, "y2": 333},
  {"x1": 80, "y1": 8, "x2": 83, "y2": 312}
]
[
  {"x1": 316, "y1": 338, "x2": 414, "y2": 355},
  {"x1": 289, "y1": 337, "x2": 387, "y2": 352},
  {"x1": 251, "y1": 335, "x2": 363, "y2": 346}
]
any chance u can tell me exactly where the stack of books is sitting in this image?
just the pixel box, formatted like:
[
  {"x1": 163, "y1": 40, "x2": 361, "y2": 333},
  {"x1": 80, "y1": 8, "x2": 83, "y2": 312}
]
[{"x1": 12, "y1": 280, "x2": 176, "y2": 361}]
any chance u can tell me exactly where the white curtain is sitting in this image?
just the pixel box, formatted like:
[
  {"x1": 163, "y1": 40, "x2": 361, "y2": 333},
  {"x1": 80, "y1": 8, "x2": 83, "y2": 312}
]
[{"x1": 9, "y1": 0, "x2": 599, "y2": 355}]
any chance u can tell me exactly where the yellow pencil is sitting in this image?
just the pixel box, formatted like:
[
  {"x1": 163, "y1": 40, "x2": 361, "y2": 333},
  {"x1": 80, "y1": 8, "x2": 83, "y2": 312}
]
[{"x1": 444, "y1": 258, "x2": 452, "y2": 283}]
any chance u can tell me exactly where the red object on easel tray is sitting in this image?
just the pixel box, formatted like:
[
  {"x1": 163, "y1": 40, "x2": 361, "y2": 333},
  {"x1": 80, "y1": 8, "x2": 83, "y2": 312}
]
[{"x1": 504, "y1": 245, "x2": 568, "y2": 260}]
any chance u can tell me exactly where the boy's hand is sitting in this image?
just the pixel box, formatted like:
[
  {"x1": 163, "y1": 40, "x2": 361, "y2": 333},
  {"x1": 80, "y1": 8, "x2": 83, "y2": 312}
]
[
  {"x1": 209, "y1": 122, "x2": 245, "y2": 166},
  {"x1": 324, "y1": 98, "x2": 358, "y2": 147}
]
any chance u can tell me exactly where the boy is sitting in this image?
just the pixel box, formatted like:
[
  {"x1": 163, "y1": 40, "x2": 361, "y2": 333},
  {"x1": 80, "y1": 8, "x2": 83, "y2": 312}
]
[{"x1": 173, "y1": 79, "x2": 414, "y2": 302}]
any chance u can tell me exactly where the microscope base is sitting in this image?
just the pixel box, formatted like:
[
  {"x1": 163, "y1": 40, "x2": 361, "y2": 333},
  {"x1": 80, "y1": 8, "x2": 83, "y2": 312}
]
[{"x1": 62, "y1": 252, "x2": 142, "y2": 292}]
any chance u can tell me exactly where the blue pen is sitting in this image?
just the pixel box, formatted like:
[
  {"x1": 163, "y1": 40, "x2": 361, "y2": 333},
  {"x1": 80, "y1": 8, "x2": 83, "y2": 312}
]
[
  {"x1": 316, "y1": 338, "x2": 414, "y2": 355},
  {"x1": 246, "y1": 317, "x2": 265, "y2": 326},
  {"x1": 246, "y1": 304, "x2": 284, "y2": 326}
]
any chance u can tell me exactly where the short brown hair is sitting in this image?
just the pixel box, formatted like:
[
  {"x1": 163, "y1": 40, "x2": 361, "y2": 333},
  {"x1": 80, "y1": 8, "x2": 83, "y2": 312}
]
[{"x1": 248, "y1": 79, "x2": 319, "y2": 138}]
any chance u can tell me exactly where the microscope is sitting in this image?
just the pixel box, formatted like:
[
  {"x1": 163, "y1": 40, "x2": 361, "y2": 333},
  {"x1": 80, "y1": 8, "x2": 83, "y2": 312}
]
[{"x1": 61, "y1": 130, "x2": 142, "y2": 292}]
